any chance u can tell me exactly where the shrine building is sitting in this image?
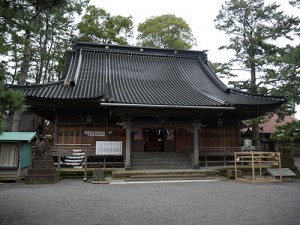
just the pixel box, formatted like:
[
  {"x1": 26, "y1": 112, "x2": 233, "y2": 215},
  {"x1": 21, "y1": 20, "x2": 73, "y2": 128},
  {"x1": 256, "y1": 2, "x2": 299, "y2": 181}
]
[{"x1": 11, "y1": 42, "x2": 286, "y2": 169}]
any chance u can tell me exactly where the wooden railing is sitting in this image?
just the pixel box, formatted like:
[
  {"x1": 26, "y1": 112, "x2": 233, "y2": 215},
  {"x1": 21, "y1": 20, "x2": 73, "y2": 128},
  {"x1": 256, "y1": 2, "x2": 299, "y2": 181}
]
[
  {"x1": 187, "y1": 146, "x2": 262, "y2": 167},
  {"x1": 234, "y1": 151, "x2": 282, "y2": 182}
]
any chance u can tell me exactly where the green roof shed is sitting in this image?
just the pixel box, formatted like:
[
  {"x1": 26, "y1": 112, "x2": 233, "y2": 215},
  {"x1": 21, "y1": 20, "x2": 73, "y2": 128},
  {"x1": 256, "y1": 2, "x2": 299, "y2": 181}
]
[{"x1": 0, "y1": 132, "x2": 36, "y2": 181}]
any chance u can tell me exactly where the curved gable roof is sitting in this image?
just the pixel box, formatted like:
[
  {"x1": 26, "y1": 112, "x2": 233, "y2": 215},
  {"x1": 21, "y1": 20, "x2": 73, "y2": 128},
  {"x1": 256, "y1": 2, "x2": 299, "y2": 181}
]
[{"x1": 10, "y1": 42, "x2": 286, "y2": 110}]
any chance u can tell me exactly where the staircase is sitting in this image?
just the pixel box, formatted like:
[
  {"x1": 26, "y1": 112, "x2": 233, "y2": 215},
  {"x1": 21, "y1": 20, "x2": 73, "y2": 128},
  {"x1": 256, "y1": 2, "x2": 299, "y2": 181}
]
[
  {"x1": 112, "y1": 168, "x2": 220, "y2": 181},
  {"x1": 131, "y1": 152, "x2": 192, "y2": 169}
]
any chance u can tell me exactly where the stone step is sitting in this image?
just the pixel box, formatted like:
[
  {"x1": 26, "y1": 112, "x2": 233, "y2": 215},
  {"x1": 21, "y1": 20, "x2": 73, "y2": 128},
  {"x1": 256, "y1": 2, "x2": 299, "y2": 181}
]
[
  {"x1": 131, "y1": 164, "x2": 191, "y2": 169},
  {"x1": 131, "y1": 152, "x2": 191, "y2": 169},
  {"x1": 132, "y1": 153, "x2": 187, "y2": 157},
  {"x1": 125, "y1": 173, "x2": 208, "y2": 181},
  {"x1": 124, "y1": 177, "x2": 220, "y2": 182},
  {"x1": 112, "y1": 169, "x2": 219, "y2": 179},
  {"x1": 131, "y1": 164, "x2": 192, "y2": 170},
  {"x1": 132, "y1": 157, "x2": 189, "y2": 161},
  {"x1": 131, "y1": 160, "x2": 189, "y2": 164}
]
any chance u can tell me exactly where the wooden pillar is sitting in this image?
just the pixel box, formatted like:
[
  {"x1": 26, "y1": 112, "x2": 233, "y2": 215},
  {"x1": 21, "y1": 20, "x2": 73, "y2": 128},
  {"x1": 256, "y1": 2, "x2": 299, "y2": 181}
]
[
  {"x1": 125, "y1": 119, "x2": 131, "y2": 168},
  {"x1": 193, "y1": 122, "x2": 200, "y2": 168},
  {"x1": 54, "y1": 113, "x2": 58, "y2": 145}
]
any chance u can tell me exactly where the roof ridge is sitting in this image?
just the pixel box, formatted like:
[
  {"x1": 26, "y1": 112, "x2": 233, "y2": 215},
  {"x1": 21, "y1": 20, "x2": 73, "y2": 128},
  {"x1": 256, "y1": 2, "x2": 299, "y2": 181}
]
[
  {"x1": 74, "y1": 41, "x2": 206, "y2": 58},
  {"x1": 75, "y1": 41, "x2": 204, "y2": 52}
]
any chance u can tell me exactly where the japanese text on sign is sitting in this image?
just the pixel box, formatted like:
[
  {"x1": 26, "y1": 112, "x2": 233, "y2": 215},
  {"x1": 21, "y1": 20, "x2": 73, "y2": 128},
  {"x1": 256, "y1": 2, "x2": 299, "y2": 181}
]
[{"x1": 96, "y1": 141, "x2": 122, "y2": 155}]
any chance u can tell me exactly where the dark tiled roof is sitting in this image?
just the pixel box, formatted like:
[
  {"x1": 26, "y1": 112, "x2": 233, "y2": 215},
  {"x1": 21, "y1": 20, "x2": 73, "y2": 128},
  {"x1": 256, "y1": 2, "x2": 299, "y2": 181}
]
[{"x1": 11, "y1": 42, "x2": 286, "y2": 109}]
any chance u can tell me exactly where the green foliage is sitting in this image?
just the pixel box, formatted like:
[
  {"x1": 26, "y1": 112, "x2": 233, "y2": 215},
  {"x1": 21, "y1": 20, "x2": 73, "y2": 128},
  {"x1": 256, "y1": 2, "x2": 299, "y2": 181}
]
[
  {"x1": 0, "y1": 0, "x2": 89, "y2": 84},
  {"x1": 270, "y1": 120, "x2": 300, "y2": 153},
  {"x1": 210, "y1": 62, "x2": 238, "y2": 80},
  {"x1": 137, "y1": 14, "x2": 196, "y2": 49},
  {"x1": 0, "y1": 65, "x2": 25, "y2": 132},
  {"x1": 214, "y1": 0, "x2": 300, "y2": 113},
  {"x1": 77, "y1": 5, "x2": 133, "y2": 45},
  {"x1": 215, "y1": 0, "x2": 299, "y2": 85},
  {"x1": 264, "y1": 44, "x2": 300, "y2": 114}
]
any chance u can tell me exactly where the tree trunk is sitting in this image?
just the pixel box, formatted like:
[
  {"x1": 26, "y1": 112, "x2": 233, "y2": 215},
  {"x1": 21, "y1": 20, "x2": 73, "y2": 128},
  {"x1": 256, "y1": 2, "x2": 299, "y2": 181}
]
[
  {"x1": 252, "y1": 122, "x2": 260, "y2": 148},
  {"x1": 249, "y1": 54, "x2": 260, "y2": 148},
  {"x1": 19, "y1": 30, "x2": 31, "y2": 85},
  {"x1": 250, "y1": 65, "x2": 256, "y2": 93},
  {"x1": 12, "y1": 29, "x2": 31, "y2": 131},
  {"x1": 249, "y1": 47, "x2": 257, "y2": 94},
  {"x1": 37, "y1": 13, "x2": 51, "y2": 84},
  {"x1": 11, "y1": 111, "x2": 21, "y2": 132}
]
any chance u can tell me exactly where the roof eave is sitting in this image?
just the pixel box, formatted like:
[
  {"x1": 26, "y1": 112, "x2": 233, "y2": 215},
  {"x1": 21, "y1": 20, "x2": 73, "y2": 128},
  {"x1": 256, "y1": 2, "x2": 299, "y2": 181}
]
[{"x1": 100, "y1": 102, "x2": 235, "y2": 110}]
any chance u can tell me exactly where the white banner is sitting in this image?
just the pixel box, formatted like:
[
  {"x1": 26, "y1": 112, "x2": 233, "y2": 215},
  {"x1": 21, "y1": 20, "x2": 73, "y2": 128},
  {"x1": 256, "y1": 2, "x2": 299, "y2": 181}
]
[{"x1": 96, "y1": 141, "x2": 122, "y2": 156}]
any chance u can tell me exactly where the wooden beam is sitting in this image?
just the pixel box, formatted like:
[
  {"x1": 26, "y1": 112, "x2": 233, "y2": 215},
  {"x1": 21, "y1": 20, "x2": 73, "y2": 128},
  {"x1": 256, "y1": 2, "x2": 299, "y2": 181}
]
[{"x1": 132, "y1": 121, "x2": 193, "y2": 129}]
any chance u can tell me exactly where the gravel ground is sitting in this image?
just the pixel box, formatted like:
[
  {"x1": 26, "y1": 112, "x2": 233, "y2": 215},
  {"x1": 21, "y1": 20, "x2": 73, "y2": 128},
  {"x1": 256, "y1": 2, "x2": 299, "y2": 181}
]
[{"x1": 0, "y1": 179, "x2": 299, "y2": 225}]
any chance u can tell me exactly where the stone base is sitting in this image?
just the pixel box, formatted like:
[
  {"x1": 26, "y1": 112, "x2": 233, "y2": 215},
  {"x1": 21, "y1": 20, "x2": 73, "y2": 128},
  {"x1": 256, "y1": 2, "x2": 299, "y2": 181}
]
[
  {"x1": 227, "y1": 169, "x2": 242, "y2": 179},
  {"x1": 25, "y1": 173, "x2": 60, "y2": 184},
  {"x1": 25, "y1": 156, "x2": 60, "y2": 184},
  {"x1": 93, "y1": 168, "x2": 105, "y2": 181}
]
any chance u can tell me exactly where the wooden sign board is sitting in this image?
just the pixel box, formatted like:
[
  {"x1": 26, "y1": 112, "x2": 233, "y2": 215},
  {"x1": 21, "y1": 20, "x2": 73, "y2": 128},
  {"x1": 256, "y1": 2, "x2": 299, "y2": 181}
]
[{"x1": 96, "y1": 141, "x2": 122, "y2": 156}]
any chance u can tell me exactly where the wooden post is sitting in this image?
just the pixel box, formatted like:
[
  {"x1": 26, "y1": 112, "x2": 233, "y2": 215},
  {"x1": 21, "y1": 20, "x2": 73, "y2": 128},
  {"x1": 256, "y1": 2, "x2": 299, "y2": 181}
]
[
  {"x1": 193, "y1": 122, "x2": 200, "y2": 168},
  {"x1": 125, "y1": 119, "x2": 131, "y2": 168},
  {"x1": 278, "y1": 152, "x2": 282, "y2": 182},
  {"x1": 103, "y1": 156, "x2": 106, "y2": 169},
  {"x1": 58, "y1": 146, "x2": 61, "y2": 171},
  {"x1": 54, "y1": 113, "x2": 58, "y2": 145},
  {"x1": 84, "y1": 146, "x2": 87, "y2": 181},
  {"x1": 234, "y1": 153, "x2": 237, "y2": 180},
  {"x1": 251, "y1": 152, "x2": 255, "y2": 182},
  {"x1": 259, "y1": 152, "x2": 262, "y2": 178}
]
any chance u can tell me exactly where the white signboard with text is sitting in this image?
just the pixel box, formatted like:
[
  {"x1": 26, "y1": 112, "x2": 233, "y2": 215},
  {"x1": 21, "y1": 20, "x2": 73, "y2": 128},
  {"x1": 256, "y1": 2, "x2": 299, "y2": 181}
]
[{"x1": 96, "y1": 141, "x2": 122, "y2": 156}]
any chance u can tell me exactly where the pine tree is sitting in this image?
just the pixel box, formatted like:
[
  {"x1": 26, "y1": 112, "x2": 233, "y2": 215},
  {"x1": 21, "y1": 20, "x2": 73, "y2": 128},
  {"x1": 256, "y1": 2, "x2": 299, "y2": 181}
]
[
  {"x1": 0, "y1": 65, "x2": 24, "y2": 132},
  {"x1": 214, "y1": 0, "x2": 300, "y2": 146}
]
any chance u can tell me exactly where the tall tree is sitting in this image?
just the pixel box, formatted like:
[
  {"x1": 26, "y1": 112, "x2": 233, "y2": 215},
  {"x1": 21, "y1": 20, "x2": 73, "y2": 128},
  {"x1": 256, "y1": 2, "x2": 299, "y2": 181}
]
[
  {"x1": 264, "y1": 1, "x2": 300, "y2": 114},
  {"x1": 214, "y1": 0, "x2": 299, "y2": 93},
  {"x1": 0, "y1": 0, "x2": 88, "y2": 131},
  {"x1": 137, "y1": 14, "x2": 196, "y2": 49},
  {"x1": 77, "y1": 5, "x2": 133, "y2": 45},
  {"x1": 0, "y1": 0, "x2": 65, "y2": 85},
  {"x1": 214, "y1": 0, "x2": 300, "y2": 146},
  {"x1": 31, "y1": 1, "x2": 88, "y2": 83},
  {"x1": 0, "y1": 0, "x2": 88, "y2": 85},
  {"x1": 265, "y1": 44, "x2": 300, "y2": 114},
  {"x1": 0, "y1": 65, "x2": 24, "y2": 132}
]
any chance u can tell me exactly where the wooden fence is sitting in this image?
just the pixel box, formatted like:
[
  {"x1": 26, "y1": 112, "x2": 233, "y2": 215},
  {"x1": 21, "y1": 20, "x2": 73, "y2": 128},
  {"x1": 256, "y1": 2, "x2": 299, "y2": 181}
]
[{"x1": 188, "y1": 146, "x2": 262, "y2": 167}]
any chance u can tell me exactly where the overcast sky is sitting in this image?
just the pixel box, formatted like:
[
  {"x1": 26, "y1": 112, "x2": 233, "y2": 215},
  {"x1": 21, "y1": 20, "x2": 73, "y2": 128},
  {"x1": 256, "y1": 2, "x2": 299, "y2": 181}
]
[{"x1": 88, "y1": 0, "x2": 300, "y2": 118}]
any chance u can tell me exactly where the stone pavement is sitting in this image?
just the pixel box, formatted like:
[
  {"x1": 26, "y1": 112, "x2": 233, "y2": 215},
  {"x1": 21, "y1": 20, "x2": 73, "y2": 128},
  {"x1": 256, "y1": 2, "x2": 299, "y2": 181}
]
[{"x1": 0, "y1": 178, "x2": 300, "y2": 225}]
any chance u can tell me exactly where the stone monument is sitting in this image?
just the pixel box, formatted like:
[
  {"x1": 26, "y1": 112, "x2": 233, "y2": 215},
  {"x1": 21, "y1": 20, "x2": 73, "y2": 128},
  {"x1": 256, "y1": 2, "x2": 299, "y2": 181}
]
[{"x1": 25, "y1": 135, "x2": 60, "y2": 184}]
